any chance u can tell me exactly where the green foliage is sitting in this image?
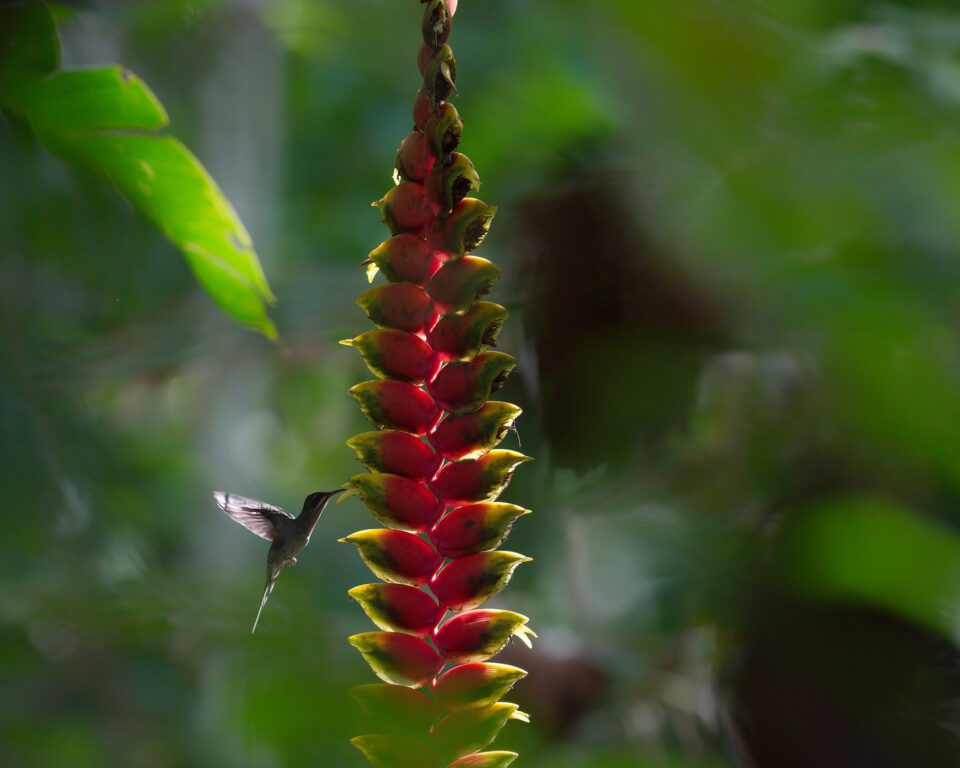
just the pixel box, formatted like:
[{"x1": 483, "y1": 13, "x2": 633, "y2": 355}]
[
  {"x1": 0, "y1": 0, "x2": 276, "y2": 338},
  {"x1": 782, "y1": 497, "x2": 960, "y2": 638}
]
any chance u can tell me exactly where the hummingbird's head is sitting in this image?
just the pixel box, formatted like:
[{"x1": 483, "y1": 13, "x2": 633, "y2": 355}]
[{"x1": 304, "y1": 488, "x2": 344, "y2": 511}]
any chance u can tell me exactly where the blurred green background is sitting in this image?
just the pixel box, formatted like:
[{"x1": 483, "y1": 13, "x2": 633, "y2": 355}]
[{"x1": 3, "y1": 0, "x2": 960, "y2": 766}]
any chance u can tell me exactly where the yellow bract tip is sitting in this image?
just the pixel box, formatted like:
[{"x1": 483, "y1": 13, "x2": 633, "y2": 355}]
[{"x1": 336, "y1": 485, "x2": 359, "y2": 504}]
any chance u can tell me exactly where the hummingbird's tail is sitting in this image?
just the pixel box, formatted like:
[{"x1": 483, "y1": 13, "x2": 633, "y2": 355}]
[{"x1": 252, "y1": 565, "x2": 280, "y2": 634}]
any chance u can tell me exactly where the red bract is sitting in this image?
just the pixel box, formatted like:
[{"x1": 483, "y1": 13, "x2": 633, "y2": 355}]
[
  {"x1": 349, "y1": 380, "x2": 440, "y2": 434},
  {"x1": 426, "y1": 256, "x2": 500, "y2": 314},
  {"x1": 430, "y1": 198, "x2": 497, "y2": 256},
  {"x1": 349, "y1": 631, "x2": 443, "y2": 687},
  {"x1": 433, "y1": 610, "x2": 535, "y2": 664},
  {"x1": 349, "y1": 583, "x2": 443, "y2": 636},
  {"x1": 343, "y1": 3, "x2": 532, "y2": 765},
  {"x1": 341, "y1": 329, "x2": 439, "y2": 383},
  {"x1": 357, "y1": 283, "x2": 436, "y2": 333},
  {"x1": 423, "y1": 103, "x2": 462, "y2": 157},
  {"x1": 340, "y1": 529, "x2": 440, "y2": 586},
  {"x1": 431, "y1": 403, "x2": 522, "y2": 460},
  {"x1": 429, "y1": 551, "x2": 531, "y2": 611},
  {"x1": 428, "y1": 352, "x2": 516, "y2": 415},
  {"x1": 349, "y1": 473, "x2": 443, "y2": 532},
  {"x1": 376, "y1": 182, "x2": 436, "y2": 234},
  {"x1": 368, "y1": 234, "x2": 440, "y2": 284},
  {"x1": 427, "y1": 301, "x2": 508, "y2": 361},
  {"x1": 429, "y1": 503, "x2": 529, "y2": 559},
  {"x1": 430, "y1": 451, "x2": 532, "y2": 505},
  {"x1": 396, "y1": 131, "x2": 435, "y2": 182},
  {"x1": 348, "y1": 430, "x2": 439, "y2": 479},
  {"x1": 426, "y1": 152, "x2": 480, "y2": 214}
]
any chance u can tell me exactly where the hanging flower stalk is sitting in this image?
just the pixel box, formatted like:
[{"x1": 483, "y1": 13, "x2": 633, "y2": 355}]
[{"x1": 339, "y1": 2, "x2": 533, "y2": 766}]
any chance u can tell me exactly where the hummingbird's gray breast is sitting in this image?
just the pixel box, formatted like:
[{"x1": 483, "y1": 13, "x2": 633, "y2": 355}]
[{"x1": 271, "y1": 524, "x2": 307, "y2": 564}]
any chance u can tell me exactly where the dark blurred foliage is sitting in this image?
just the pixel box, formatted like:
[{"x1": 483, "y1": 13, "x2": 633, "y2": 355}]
[
  {"x1": 726, "y1": 602, "x2": 960, "y2": 768},
  {"x1": 512, "y1": 156, "x2": 728, "y2": 471},
  {"x1": 4, "y1": 0, "x2": 960, "y2": 767}
]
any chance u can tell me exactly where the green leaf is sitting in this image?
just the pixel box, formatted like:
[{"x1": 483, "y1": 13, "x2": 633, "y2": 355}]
[
  {"x1": 0, "y1": 1, "x2": 277, "y2": 338},
  {"x1": 781, "y1": 497, "x2": 960, "y2": 639}
]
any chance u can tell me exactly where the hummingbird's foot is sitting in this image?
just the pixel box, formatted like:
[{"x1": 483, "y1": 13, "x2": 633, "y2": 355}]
[{"x1": 290, "y1": 557, "x2": 298, "y2": 566}]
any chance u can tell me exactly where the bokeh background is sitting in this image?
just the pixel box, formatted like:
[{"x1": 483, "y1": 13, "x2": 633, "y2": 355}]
[{"x1": 4, "y1": 0, "x2": 960, "y2": 766}]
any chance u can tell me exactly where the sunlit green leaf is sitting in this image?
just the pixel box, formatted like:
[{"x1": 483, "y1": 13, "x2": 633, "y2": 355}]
[{"x1": 0, "y1": 1, "x2": 277, "y2": 338}]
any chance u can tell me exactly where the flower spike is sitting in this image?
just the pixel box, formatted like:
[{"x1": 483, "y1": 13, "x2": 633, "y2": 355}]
[{"x1": 344, "y1": 4, "x2": 532, "y2": 765}]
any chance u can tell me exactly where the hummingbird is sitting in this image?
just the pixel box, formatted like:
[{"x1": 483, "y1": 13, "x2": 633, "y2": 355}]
[{"x1": 212, "y1": 489, "x2": 344, "y2": 633}]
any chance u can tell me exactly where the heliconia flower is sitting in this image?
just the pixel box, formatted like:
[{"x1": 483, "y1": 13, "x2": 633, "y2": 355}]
[
  {"x1": 357, "y1": 283, "x2": 437, "y2": 333},
  {"x1": 447, "y1": 753, "x2": 519, "y2": 768},
  {"x1": 348, "y1": 473, "x2": 443, "y2": 532},
  {"x1": 426, "y1": 256, "x2": 500, "y2": 314},
  {"x1": 341, "y1": 329, "x2": 439, "y2": 384},
  {"x1": 348, "y1": 583, "x2": 443, "y2": 636},
  {"x1": 430, "y1": 451, "x2": 533, "y2": 505},
  {"x1": 348, "y1": 430, "x2": 440, "y2": 479},
  {"x1": 339, "y1": 529, "x2": 441, "y2": 586},
  {"x1": 350, "y1": 683, "x2": 438, "y2": 733},
  {"x1": 433, "y1": 610, "x2": 536, "y2": 664},
  {"x1": 430, "y1": 403, "x2": 522, "y2": 460},
  {"x1": 430, "y1": 551, "x2": 532, "y2": 611},
  {"x1": 349, "y1": 631, "x2": 443, "y2": 687},
  {"x1": 429, "y1": 503, "x2": 530, "y2": 559},
  {"x1": 427, "y1": 351, "x2": 516, "y2": 415},
  {"x1": 350, "y1": 734, "x2": 438, "y2": 768},
  {"x1": 349, "y1": 380, "x2": 441, "y2": 435},
  {"x1": 346, "y1": 3, "x2": 531, "y2": 763},
  {"x1": 428, "y1": 301, "x2": 508, "y2": 361},
  {"x1": 430, "y1": 702, "x2": 529, "y2": 761},
  {"x1": 431, "y1": 663, "x2": 528, "y2": 712},
  {"x1": 366, "y1": 234, "x2": 441, "y2": 285}
]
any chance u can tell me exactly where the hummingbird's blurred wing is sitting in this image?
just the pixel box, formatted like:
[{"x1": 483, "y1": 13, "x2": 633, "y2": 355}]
[{"x1": 213, "y1": 492, "x2": 294, "y2": 541}]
